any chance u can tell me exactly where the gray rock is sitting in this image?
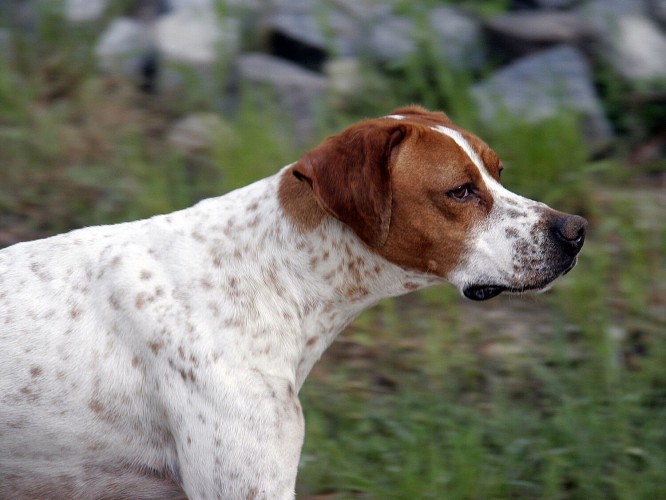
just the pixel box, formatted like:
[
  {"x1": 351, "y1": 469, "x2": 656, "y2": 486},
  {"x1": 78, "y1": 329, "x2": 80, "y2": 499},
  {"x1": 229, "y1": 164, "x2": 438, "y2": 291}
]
[
  {"x1": 130, "y1": 0, "x2": 170, "y2": 21},
  {"x1": 263, "y1": 0, "x2": 313, "y2": 11},
  {"x1": 168, "y1": 0, "x2": 214, "y2": 9},
  {"x1": 65, "y1": 0, "x2": 108, "y2": 22},
  {"x1": 651, "y1": 0, "x2": 666, "y2": 27},
  {"x1": 580, "y1": 0, "x2": 647, "y2": 20},
  {"x1": 429, "y1": 6, "x2": 485, "y2": 71},
  {"x1": 169, "y1": 0, "x2": 260, "y2": 12},
  {"x1": 1, "y1": 0, "x2": 36, "y2": 30},
  {"x1": 578, "y1": 0, "x2": 666, "y2": 83},
  {"x1": 234, "y1": 53, "x2": 328, "y2": 142},
  {"x1": 95, "y1": 17, "x2": 154, "y2": 77},
  {"x1": 331, "y1": 0, "x2": 392, "y2": 21},
  {"x1": 485, "y1": 11, "x2": 597, "y2": 56},
  {"x1": 368, "y1": 15, "x2": 416, "y2": 64},
  {"x1": 156, "y1": 7, "x2": 239, "y2": 66},
  {"x1": 260, "y1": 0, "x2": 387, "y2": 71},
  {"x1": 471, "y1": 45, "x2": 613, "y2": 151},
  {"x1": 262, "y1": 8, "x2": 360, "y2": 72},
  {"x1": 606, "y1": 15, "x2": 666, "y2": 81}
]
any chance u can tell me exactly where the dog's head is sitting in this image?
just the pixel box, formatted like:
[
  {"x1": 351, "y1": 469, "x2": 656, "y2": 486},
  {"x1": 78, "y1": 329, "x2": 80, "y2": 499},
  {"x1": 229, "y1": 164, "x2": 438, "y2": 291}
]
[{"x1": 288, "y1": 105, "x2": 587, "y2": 300}]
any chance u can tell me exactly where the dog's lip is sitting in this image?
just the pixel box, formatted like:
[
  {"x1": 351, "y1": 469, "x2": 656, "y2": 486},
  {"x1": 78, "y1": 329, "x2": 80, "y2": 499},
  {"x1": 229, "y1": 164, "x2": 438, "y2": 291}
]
[
  {"x1": 463, "y1": 285, "x2": 506, "y2": 301},
  {"x1": 463, "y1": 283, "x2": 543, "y2": 301},
  {"x1": 562, "y1": 257, "x2": 578, "y2": 276}
]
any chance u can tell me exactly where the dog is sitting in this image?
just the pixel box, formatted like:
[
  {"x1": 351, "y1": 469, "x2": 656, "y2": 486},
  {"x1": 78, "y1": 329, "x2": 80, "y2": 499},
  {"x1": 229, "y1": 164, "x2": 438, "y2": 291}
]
[{"x1": 0, "y1": 106, "x2": 586, "y2": 499}]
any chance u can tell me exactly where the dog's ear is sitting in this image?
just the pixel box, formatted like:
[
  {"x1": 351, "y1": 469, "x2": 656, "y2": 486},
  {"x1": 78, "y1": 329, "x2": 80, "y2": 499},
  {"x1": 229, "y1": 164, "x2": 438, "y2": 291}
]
[{"x1": 293, "y1": 124, "x2": 407, "y2": 248}]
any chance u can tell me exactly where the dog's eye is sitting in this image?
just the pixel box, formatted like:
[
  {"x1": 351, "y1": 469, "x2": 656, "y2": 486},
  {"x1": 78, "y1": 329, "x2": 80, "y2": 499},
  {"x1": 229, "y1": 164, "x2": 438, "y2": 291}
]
[{"x1": 447, "y1": 184, "x2": 474, "y2": 201}]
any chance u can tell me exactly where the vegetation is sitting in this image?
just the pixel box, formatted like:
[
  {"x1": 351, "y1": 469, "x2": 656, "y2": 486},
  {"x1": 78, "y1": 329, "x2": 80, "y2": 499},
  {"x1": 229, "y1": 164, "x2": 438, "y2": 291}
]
[{"x1": 1, "y1": 3, "x2": 664, "y2": 498}]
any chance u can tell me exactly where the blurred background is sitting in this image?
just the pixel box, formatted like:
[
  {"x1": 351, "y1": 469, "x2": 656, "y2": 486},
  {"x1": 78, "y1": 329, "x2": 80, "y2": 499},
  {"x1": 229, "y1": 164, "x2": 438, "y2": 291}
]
[{"x1": 1, "y1": 0, "x2": 665, "y2": 497}]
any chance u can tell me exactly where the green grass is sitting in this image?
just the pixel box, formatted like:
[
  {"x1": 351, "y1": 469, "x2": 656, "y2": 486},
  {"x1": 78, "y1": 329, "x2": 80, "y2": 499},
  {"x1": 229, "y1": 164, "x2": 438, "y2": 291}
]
[{"x1": 1, "y1": 3, "x2": 665, "y2": 499}]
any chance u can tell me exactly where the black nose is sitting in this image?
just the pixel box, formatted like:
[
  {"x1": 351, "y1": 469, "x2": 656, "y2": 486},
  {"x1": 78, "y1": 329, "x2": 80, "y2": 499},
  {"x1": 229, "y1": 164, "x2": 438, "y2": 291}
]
[{"x1": 552, "y1": 215, "x2": 587, "y2": 257}]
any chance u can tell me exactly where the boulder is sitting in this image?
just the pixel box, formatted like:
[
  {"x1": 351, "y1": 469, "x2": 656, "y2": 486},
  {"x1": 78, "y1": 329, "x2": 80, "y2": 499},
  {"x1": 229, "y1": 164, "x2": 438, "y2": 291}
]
[
  {"x1": 471, "y1": 45, "x2": 613, "y2": 151},
  {"x1": 607, "y1": 15, "x2": 666, "y2": 82},
  {"x1": 484, "y1": 11, "x2": 596, "y2": 57},
  {"x1": 429, "y1": 6, "x2": 485, "y2": 71},
  {"x1": 95, "y1": 17, "x2": 154, "y2": 78},
  {"x1": 652, "y1": 0, "x2": 666, "y2": 27},
  {"x1": 368, "y1": 15, "x2": 416, "y2": 64},
  {"x1": 65, "y1": 0, "x2": 108, "y2": 22},
  {"x1": 580, "y1": 0, "x2": 666, "y2": 83},
  {"x1": 155, "y1": 7, "x2": 239, "y2": 66},
  {"x1": 262, "y1": 12, "x2": 331, "y2": 72},
  {"x1": 261, "y1": 0, "x2": 373, "y2": 71}
]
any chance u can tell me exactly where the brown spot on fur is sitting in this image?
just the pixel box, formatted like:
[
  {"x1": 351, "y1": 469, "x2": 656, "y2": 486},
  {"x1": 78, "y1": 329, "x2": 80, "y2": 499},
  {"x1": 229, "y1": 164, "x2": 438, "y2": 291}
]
[
  {"x1": 30, "y1": 366, "x2": 42, "y2": 378},
  {"x1": 507, "y1": 209, "x2": 529, "y2": 218},
  {"x1": 149, "y1": 340, "x2": 163, "y2": 355},
  {"x1": 178, "y1": 368, "x2": 196, "y2": 383},
  {"x1": 108, "y1": 294, "x2": 121, "y2": 310},
  {"x1": 88, "y1": 399, "x2": 104, "y2": 414},
  {"x1": 140, "y1": 270, "x2": 152, "y2": 280},
  {"x1": 135, "y1": 293, "x2": 146, "y2": 309}
]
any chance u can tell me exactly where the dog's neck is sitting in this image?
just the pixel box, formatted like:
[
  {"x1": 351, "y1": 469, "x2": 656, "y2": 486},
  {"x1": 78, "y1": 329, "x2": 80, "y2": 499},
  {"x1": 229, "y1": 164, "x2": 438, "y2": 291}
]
[{"x1": 193, "y1": 166, "x2": 438, "y2": 388}]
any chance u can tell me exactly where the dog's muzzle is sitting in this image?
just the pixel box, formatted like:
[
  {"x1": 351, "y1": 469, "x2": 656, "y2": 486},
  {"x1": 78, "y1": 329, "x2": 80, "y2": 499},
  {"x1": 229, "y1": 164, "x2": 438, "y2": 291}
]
[{"x1": 464, "y1": 214, "x2": 588, "y2": 301}]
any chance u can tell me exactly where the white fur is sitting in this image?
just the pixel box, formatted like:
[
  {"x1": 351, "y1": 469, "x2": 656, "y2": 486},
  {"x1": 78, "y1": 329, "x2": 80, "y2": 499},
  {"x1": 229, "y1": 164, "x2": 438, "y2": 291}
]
[{"x1": 0, "y1": 168, "x2": 434, "y2": 499}]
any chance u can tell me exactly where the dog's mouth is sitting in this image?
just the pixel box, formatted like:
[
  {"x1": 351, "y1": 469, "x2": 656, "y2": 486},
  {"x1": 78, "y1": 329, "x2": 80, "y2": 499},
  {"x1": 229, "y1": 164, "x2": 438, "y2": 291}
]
[{"x1": 463, "y1": 258, "x2": 578, "y2": 301}]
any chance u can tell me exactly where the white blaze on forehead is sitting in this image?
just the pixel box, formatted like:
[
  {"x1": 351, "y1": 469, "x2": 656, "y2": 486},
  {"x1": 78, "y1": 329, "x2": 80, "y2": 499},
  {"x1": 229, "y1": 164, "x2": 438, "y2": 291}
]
[
  {"x1": 430, "y1": 125, "x2": 499, "y2": 188},
  {"x1": 385, "y1": 114, "x2": 405, "y2": 120}
]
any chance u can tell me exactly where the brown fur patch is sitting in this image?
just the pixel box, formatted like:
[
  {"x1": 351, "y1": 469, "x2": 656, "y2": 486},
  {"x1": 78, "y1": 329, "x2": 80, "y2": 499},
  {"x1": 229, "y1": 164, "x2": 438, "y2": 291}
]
[
  {"x1": 278, "y1": 106, "x2": 503, "y2": 277},
  {"x1": 288, "y1": 123, "x2": 407, "y2": 247},
  {"x1": 277, "y1": 168, "x2": 327, "y2": 231}
]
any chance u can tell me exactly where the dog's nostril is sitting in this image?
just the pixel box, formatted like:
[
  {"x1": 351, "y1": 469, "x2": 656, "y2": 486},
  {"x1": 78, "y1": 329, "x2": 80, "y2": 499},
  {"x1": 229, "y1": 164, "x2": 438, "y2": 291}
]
[
  {"x1": 556, "y1": 215, "x2": 587, "y2": 241},
  {"x1": 552, "y1": 215, "x2": 587, "y2": 256}
]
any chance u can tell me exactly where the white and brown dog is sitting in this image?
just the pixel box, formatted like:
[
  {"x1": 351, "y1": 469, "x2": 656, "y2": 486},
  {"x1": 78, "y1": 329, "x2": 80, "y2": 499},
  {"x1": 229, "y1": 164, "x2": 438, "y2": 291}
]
[{"x1": 0, "y1": 106, "x2": 586, "y2": 499}]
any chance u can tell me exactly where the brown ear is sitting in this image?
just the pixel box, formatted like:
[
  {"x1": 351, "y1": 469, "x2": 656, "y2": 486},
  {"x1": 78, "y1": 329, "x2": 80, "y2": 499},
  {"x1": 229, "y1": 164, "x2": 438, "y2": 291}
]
[{"x1": 293, "y1": 123, "x2": 407, "y2": 247}]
